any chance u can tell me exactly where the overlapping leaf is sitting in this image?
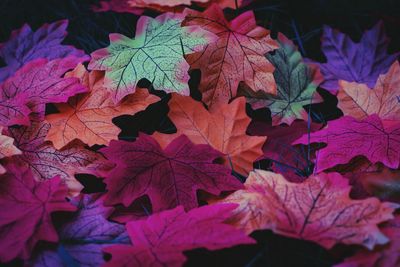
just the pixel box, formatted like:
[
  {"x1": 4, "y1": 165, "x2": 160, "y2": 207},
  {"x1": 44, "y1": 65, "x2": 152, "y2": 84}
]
[
  {"x1": 0, "y1": 56, "x2": 88, "y2": 127},
  {"x1": 333, "y1": 158, "x2": 400, "y2": 202},
  {"x1": 335, "y1": 215, "x2": 400, "y2": 267},
  {"x1": 100, "y1": 134, "x2": 242, "y2": 211},
  {"x1": 103, "y1": 204, "x2": 255, "y2": 267},
  {"x1": 45, "y1": 65, "x2": 160, "y2": 149},
  {"x1": 338, "y1": 61, "x2": 400, "y2": 121},
  {"x1": 315, "y1": 22, "x2": 399, "y2": 92},
  {"x1": 0, "y1": 20, "x2": 85, "y2": 82},
  {"x1": 183, "y1": 4, "x2": 278, "y2": 108},
  {"x1": 0, "y1": 163, "x2": 75, "y2": 262},
  {"x1": 94, "y1": 0, "x2": 244, "y2": 14},
  {"x1": 93, "y1": 0, "x2": 144, "y2": 14},
  {"x1": 32, "y1": 195, "x2": 129, "y2": 267},
  {"x1": 153, "y1": 94, "x2": 266, "y2": 176},
  {"x1": 294, "y1": 115, "x2": 400, "y2": 172},
  {"x1": 6, "y1": 115, "x2": 103, "y2": 195},
  {"x1": 89, "y1": 12, "x2": 216, "y2": 103},
  {"x1": 247, "y1": 120, "x2": 321, "y2": 181},
  {"x1": 245, "y1": 36, "x2": 323, "y2": 125},
  {"x1": 0, "y1": 127, "x2": 21, "y2": 174},
  {"x1": 214, "y1": 169, "x2": 398, "y2": 249}
]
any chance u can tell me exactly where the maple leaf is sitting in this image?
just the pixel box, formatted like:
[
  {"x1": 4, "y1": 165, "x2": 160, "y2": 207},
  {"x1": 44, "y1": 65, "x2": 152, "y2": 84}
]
[
  {"x1": 0, "y1": 56, "x2": 88, "y2": 127},
  {"x1": 153, "y1": 94, "x2": 267, "y2": 176},
  {"x1": 332, "y1": 158, "x2": 400, "y2": 202},
  {"x1": 31, "y1": 195, "x2": 129, "y2": 267},
  {"x1": 94, "y1": 0, "x2": 244, "y2": 14},
  {"x1": 45, "y1": 64, "x2": 160, "y2": 149},
  {"x1": 0, "y1": 20, "x2": 85, "y2": 82},
  {"x1": 213, "y1": 169, "x2": 399, "y2": 249},
  {"x1": 335, "y1": 215, "x2": 400, "y2": 267},
  {"x1": 183, "y1": 4, "x2": 278, "y2": 108},
  {"x1": 244, "y1": 36, "x2": 323, "y2": 125},
  {"x1": 100, "y1": 134, "x2": 242, "y2": 211},
  {"x1": 294, "y1": 115, "x2": 400, "y2": 172},
  {"x1": 88, "y1": 12, "x2": 215, "y2": 103},
  {"x1": 6, "y1": 115, "x2": 103, "y2": 195},
  {"x1": 247, "y1": 120, "x2": 322, "y2": 181},
  {"x1": 92, "y1": 0, "x2": 144, "y2": 14},
  {"x1": 103, "y1": 204, "x2": 255, "y2": 267},
  {"x1": 338, "y1": 61, "x2": 400, "y2": 121},
  {"x1": 130, "y1": 0, "x2": 209, "y2": 8},
  {"x1": 314, "y1": 22, "x2": 399, "y2": 92},
  {"x1": 0, "y1": 127, "x2": 21, "y2": 174},
  {"x1": 0, "y1": 163, "x2": 76, "y2": 262}
]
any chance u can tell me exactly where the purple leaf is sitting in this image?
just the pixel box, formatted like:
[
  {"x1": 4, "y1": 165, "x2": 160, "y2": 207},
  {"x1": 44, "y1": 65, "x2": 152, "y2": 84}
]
[
  {"x1": 0, "y1": 56, "x2": 88, "y2": 126},
  {"x1": 32, "y1": 195, "x2": 129, "y2": 267},
  {"x1": 0, "y1": 20, "x2": 86, "y2": 82},
  {"x1": 314, "y1": 21, "x2": 399, "y2": 92}
]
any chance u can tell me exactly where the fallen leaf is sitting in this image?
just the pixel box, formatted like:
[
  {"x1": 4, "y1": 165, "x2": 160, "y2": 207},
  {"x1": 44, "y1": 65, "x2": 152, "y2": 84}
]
[
  {"x1": 153, "y1": 94, "x2": 266, "y2": 176},
  {"x1": 100, "y1": 134, "x2": 242, "y2": 211},
  {"x1": 245, "y1": 36, "x2": 323, "y2": 125},
  {"x1": 89, "y1": 12, "x2": 215, "y2": 103},
  {"x1": 247, "y1": 120, "x2": 322, "y2": 181},
  {"x1": 0, "y1": 163, "x2": 75, "y2": 262},
  {"x1": 338, "y1": 61, "x2": 400, "y2": 121},
  {"x1": 294, "y1": 115, "x2": 400, "y2": 172},
  {"x1": 335, "y1": 215, "x2": 400, "y2": 267},
  {"x1": 103, "y1": 204, "x2": 255, "y2": 267},
  {"x1": 214, "y1": 169, "x2": 399, "y2": 249},
  {"x1": 332, "y1": 158, "x2": 400, "y2": 202},
  {"x1": 6, "y1": 115, "x2": 102, "y2": 195},
  {"x1": 314, "y1": 22, "x2": 399, "y2": 92},
  {"x1": 92, "y1": 0, "x2": 144, "y2": 14},
  {"x1": 0, "y1": 127, "x2": 21, "y2": 174},
  {"x1": 0, "y1": 20, "x2": 85, "y2": 82},
  {"x1": 31, "y1": 195, "x2": 129, "y2": 267},
  {"x1": 0, "y1": 57, "x2": 88, "y2": 127},
  {"x1": 183, "y1": 4, "x2": 278, "y2": 108},
  {"x1": 45, "y1": 64, "x2": 160, "y2": 149},
  {"x1": 129, "y1": 0, "x2": 208, "y2": 8}
]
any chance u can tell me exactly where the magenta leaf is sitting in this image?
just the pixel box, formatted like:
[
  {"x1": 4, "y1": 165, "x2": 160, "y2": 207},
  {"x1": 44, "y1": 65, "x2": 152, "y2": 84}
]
[
  {"x1": 31, "y1": 195, "x2": 129, "y2": 267},
  {"x1": 248, "y1": 120, "x2": 322, "y2": 182},
  {"x1": 315, "y1": 22, "x2": 399, "y2": 91},
  {"x1": 294, "y1": 115, "x2": 400, "y2": 172},
  {"x1": 103, "y1": 204, "x2": 255, "y2": 267},
  {"x1": 0, "y1": 20, "x2": 86, "y2": 82},
  {"x1": 0, "y1": 56, "x2": 88, "y2": 126},
  {"x1": 0, "y1": 163, "x2": 75, "y2": 262},
  {"x1": 6, "y1": 115, "x2": 103, "y2": 195},
  {"x1": 92, "y1": 0, "x2": 143, "y2": 14},
  {"x1": 100, "y1": 134, "x2": 243, "y2": 212}
]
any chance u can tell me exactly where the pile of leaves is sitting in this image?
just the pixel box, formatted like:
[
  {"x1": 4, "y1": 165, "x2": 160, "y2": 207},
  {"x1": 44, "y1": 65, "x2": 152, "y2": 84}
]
[{"x1": 0, "y1": 0, "x2": 399, "y2": 266}]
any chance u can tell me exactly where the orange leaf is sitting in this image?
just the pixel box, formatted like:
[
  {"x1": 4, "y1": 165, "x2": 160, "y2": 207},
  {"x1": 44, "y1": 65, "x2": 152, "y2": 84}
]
[
  {"x1": 338, "y1": 61, "x2": 400, "y2": 121},
  {"x1": 153, "y1": 94, "x2": 266, "y2": 176},
  {"x1": 45, "y1": 65, "x2": 160, "y2": 149},
  {"x1": 183, "y1": 4, "x2": 278, "y2": 108},
  {"x1": 0, "y1": 127, "x2": 22, "y2": 174},
  {"x1": 213, "y1": 169, "x2": 399, "y2": 249}
]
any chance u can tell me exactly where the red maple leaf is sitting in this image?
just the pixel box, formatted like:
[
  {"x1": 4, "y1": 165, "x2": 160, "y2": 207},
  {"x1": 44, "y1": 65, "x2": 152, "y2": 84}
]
[
  {"x1": 100, "y1": 134, "x2": 243, "y2": 212},
  {"x1": 294, "y1": 115, "x2": 400, "y2": 172},
  {"x1": 103, "y1": 204, "x2": 255, "y2": 267},
  {"x1": 0, "y1": 163, "x2": 75, "y2": 262}
]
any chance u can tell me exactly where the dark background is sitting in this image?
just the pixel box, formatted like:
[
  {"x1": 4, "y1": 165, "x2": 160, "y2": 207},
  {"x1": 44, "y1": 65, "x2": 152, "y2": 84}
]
[{"x1": 1, "y1": 0, "x2": 399, "y2": 266}]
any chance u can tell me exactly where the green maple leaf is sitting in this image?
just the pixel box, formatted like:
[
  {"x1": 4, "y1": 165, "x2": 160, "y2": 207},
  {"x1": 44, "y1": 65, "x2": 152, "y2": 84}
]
[
  {"x1": 88, "y1": 12, "x2": 215, "y2": 103},
  {"x1": 246, "y1": 38, "x2": 323, "y2": 125}
]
